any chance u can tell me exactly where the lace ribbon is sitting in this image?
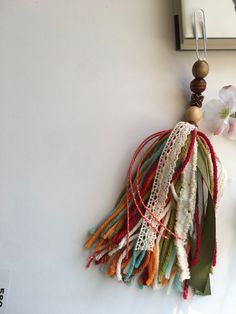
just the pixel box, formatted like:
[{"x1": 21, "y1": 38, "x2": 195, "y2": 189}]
[{"x1": 135, "y1": 122, "x2": 196, "y2": 251}]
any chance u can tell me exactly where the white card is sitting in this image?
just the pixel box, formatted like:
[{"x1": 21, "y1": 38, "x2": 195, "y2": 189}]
[{"x1": 0, "y1": 270, "x2": 10, "y2": 314}]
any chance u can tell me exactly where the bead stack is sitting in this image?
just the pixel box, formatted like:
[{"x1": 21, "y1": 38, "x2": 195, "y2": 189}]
[{"x1": 185, "y1": 59, "x2": 209, "y2": 124}]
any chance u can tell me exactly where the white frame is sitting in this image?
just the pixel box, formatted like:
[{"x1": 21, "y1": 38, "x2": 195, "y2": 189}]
[{"x1": 173, "y1": 0, "x2": 236, "y2": 50}]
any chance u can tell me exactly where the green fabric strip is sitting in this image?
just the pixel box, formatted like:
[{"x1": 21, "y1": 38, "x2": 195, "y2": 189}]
[
  {"x1": 189, "y1": 191, "x2": 215, "y2": 294},
  {"x1": 195, "y1": 276, "x2": 211, "y2": 296},
  {"x1": 197, "y1": 141, "x2": 210, "y2": 191},
  {"x1": 158, "y1": 207, "x2": 176, "y2": 283},
  {"x1": 197, "y1": 138, "x2": 213, "y2": 193}
]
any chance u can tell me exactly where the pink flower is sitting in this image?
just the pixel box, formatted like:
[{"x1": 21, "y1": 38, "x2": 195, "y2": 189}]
[{"x1": 204, "y1": 85, "x2": 236, "y2": 139}]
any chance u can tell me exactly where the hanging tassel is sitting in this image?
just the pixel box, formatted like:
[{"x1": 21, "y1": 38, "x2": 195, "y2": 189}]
[{"x1": 84, "y1": 59, "x2": 226, "y2": 297}]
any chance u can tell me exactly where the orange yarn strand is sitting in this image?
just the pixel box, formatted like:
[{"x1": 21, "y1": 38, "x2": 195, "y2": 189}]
[
  {"x1": 84, "y1": 202, "x2": 126, "y2": 249},
  {"x1": 106, "y1": 251, "x2": 122, "y2": 277},
  {"x1": 103, "y1": 219, "x2": 122, "y2": 239},
  {"x1": 93, "y1": 238, "x2": 108, "y2": 252},
  {"x1": 146, "y1": 248, "x2": 157, "y2": 286}
]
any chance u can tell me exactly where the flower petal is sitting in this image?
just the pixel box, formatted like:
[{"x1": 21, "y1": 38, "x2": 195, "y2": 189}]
[
  {"x1": 203, "y1": 99, "x2": 224, "y2": 116},
  {"x1": 214, "y1": 120, "x2": 228, "y2": 135},
  {"x1": 219, "y1": 85, "x2": 236, "y2": 113},
  {"x1": 225, "y1": 117, "x2": 236, "y2": 139},
  {"x1": 203, "y1": 99, "x2": 231, "y2": 135}
]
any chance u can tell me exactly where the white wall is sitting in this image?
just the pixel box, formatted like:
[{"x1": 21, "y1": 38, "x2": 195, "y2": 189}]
[{"x1": 0, "y1": 1, "x2": 236, "y2": 313}]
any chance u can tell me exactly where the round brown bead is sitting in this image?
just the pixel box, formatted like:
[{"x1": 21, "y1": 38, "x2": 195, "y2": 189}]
[
  {"x1": 185, "y1": 106, "x2": 202, "y2": 123},
  {"x1": 192, "y1": 60, "x2": 209, "y2": 79},
  {"x1": 190, "y1": 79, "x2": 206, "y2": 94}
]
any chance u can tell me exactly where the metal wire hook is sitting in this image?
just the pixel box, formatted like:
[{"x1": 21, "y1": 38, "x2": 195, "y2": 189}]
[{"x1": 193, "y1": 9, "x2": 207, "y2": 60}]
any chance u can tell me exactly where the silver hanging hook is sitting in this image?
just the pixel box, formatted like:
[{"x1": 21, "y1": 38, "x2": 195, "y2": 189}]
[{"x1": 193, "y1": 9, "x2": 207, "y2": 61}]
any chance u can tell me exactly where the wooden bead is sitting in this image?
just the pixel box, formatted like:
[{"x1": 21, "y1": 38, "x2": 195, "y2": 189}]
[
  {"x1": 190, "y1": 93, "x2": 204, "y2": 107},
  {"x1": 185, "y1": 106, "x2": 202, "y2": 123},
  {"x1": 190, "y1": 79, "x2": 206, "y2": 94},
  {"x1": 192, "y1": 60, "x2": 209, "y2": 79}
]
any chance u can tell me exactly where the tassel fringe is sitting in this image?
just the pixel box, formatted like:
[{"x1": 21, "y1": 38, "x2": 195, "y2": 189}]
[{"x1": 84, "y1": 122, "x2": 225, "y2": 297}]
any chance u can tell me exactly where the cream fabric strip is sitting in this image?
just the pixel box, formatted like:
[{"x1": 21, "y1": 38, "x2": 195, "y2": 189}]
[
  {"x1": 216, "y1": 155, "x2": 227, "y2": 209},
  {"x1": 174, "y1": 141, "x2": 198, "y2": 281}
]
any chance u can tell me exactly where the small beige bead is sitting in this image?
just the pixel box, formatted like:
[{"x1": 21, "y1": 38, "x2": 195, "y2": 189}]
[{"x1": 185, "y1": 106, "x2": 202, "y2": 123}]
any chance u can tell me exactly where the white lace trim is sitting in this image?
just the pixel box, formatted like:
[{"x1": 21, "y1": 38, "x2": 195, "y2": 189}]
[
  {"x1": 175, "y1": 141, "x2": 198, "y2": 282},
  {"x1": 135, "y1": 122, "x2": 196, "y2": 251}
]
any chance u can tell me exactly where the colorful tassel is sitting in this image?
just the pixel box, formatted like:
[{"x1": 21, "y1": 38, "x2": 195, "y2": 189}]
[{"x1": 84, "y1": 121, "x2": 225, "y2": 297}]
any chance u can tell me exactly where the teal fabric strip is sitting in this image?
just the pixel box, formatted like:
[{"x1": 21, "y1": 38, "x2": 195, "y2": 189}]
[
  {"x1": 173, "y1": 272, "x2": 183, "y2": 293},
  {"x1": 135, "y1": 250, "x2": 146, "y2": 268},
  {"x1": 164, "y1": 246, "x2": 176, "y2": 279},
  {"x1": 124, "y1": 251, "x2": 138, "y2": 283}
]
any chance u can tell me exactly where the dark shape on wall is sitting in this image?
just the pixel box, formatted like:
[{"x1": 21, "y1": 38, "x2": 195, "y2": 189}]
[{"x1": 233, "y1": 0, "x2": 236, "y2": 11}]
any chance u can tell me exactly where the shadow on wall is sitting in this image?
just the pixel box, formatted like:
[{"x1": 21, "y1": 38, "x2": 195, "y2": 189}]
[{"x1": 232, "y1": 0, "x2": 236, "y2": 11}]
